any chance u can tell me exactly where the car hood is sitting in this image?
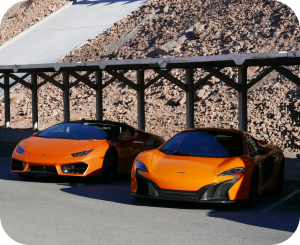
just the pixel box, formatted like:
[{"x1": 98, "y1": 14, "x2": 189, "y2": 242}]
[
  {"x1": 25, "y1": 137, "x2": 105, "y2": 155},
  {"x1": 149, "y1": 150, "x2": 244, "y2": 191}
]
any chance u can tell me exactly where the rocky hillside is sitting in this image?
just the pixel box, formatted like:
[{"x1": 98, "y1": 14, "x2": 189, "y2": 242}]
[
  {"x1": 0, "y1": 0, "x2": 69, "y2": 46},
  {"x1": 1, "y1": 0, "x2": 300, "y2": 154}
]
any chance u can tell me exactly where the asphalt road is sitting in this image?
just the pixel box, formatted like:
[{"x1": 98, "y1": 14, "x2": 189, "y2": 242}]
[{"x1": 0, "y1": 142, "x2": 299, "y2": 245}]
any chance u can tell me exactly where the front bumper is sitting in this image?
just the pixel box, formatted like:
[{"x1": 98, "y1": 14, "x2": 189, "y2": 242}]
[
  {"x1": 11, "y1": 158, "x2": 101, "y2": 177},
  {"x1": 131, "y1": 171, "x2": 247, "y2": 204}
]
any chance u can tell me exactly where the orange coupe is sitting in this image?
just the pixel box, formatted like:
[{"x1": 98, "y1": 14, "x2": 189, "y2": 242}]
[
  {"x1": 131, "y1": 128, "x2": 285, "y2": 207},
  {"x1": 11, "y1": 120, "x2": 164, "y2": 182}
]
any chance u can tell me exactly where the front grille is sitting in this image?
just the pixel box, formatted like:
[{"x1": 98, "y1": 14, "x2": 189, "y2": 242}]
[
  {"x1": 135, "y1": 171, "x2": 209, "y2": 201},
  {"x1": 11, "y1": 159, "x2": 25, "y2": 171},
  {"x1": 28, "y1": 165, "x2": 57, "y2": 174},
  {"x1": 149, "y1": 182, "x2": 209, "y2": 201}
]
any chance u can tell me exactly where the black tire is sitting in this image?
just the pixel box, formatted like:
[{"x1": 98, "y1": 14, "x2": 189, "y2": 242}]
[
  {"x1": 101, "y1": 149, "x2": 118, "y2": 183},
  {"x1": 273, "y1": 158, "x2": 285, "y2": 196},
  {"x1": 245, "y1": 168, "x2": 259, "y2": 208},
  {"x1": 18, "y1": 173, "x2": 35, "y2": 179}
]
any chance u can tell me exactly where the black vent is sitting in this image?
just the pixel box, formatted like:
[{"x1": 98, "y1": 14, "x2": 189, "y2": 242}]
[
  {"x1": 28, "y1": 166, "x2": 57, "y2": 174},
  {"x1": 11, "y1": 159, "x2": 25, "y2": 171},
  {"x1": 213, "y1": 178, "x2": 236, "y2": 199},
  {"x1": 136, "y1": 171, "x2": 149, "y2": 195}
]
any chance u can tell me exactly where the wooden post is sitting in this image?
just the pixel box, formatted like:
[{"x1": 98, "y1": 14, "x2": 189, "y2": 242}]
[
  {"x1": 96, "y1": 71, "x2": 103, "y2": 121},
  {"x1": 32, "y1": 72, "x2": 38, "y2": 129},
  {"x1": 137, "y1": 69, "x2": 145, "y2": 131},
  {"x1": 186, "y1": 68, "x2": 194, "y2": 129},
  {"x1": 238, "y1": 66, "x2": 248, "y2": 131},
  {"x1": 63, "y1": 71, "x2": 70, "y2": 122},
  {"x1": 4, "y1": 73, "x2": 10, "y2": 128}
]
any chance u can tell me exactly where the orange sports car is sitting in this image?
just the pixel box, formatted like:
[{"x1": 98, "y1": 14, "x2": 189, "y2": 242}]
[
  {"x1": 131, "y1": 128, "x2": 285, "y2": 207},
  {"x1": 11, "y1": 120, "x2": 164, "y2": 182}
]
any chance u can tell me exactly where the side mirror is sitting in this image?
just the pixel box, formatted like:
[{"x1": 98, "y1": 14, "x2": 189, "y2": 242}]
[
  {"x1": 258, "y1": 146, "x2": 267, "y2": 155},
  {"x1": 121, "y1": 136, "x2": 134, "y2": 142},
  {"x1": 146, "y1": 139, "x2": 158, "y2": 149}
]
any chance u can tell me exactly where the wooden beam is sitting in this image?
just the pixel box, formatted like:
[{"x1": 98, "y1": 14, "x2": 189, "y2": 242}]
[
  {"x1": 247, "y1": 67, "x2": 274, "y2": 89},
  {"x1": 103, "y1": 71, "x2": 127, "y2": 88},
  {"x1": 272, "y1": 66, "x2": 300, "y2": 87},
  {"x1": 144, "y1": 70, "x2": 171, "y2": 89},
  {"x1": 194, "y1": 68, "x2": 222, "y2": 90},
  {"x1": 37, "y1": 73, "x2": 63, "y2": 90},
  {"x1": 0, "y1": 74, "x2": 4, "y2": 80},
  {"x1": 69, "y1": 71, "x2": 96, "y2": 90},
  {"x1": 154, "y1": 69, "x2": 188, "y2": 91},
  {"x1": 8, "y1": 74, "x2": 32, "y2": 90},
  {"x1": 205, "y1": 68, "x2": 241, "y2": 91},
  {"x1": 9, "y1": 73, "x2": 31, "y2": 89},
  {"x1": 106, "y1": 70, "x2": 138, "y2": 91},
  {"x1": 70, "y1": 71, "x2": 94, "y2": 88},
  {"x1": 37, "y1": 72, "x2": 60, "y2": 89}
]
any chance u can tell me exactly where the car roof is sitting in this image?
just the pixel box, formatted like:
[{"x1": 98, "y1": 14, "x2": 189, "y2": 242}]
[
  {"x1": 183, "y1": 127, "x2": 247, "y2": 135},
  {"x1": 61, "y1": 120, "x2": 135, "y2": 131}
]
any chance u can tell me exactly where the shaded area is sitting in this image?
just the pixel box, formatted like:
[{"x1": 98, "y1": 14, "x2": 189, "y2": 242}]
[{"x1": 0, "y1": 142, "x2": 299, "y2": 234}]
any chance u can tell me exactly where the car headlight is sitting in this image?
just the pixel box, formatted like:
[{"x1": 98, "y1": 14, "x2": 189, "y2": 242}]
[
  {"x1": 16, "y1": 145, "x2": 25, "y2": 154},
  {"x1": 218, "y1": 167, "x2": 244, "y2": 182},
  {"x1": 71, "y1": 149, "x2": 93, "y2": 157},
  {"x1": 134, "y1": 160, "x2": 149, "y2": 173}
]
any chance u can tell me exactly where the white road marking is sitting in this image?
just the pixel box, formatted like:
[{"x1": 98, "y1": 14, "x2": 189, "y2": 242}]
[{"x1": 260, "y1": 188, "x2": 300, "y2": 213}]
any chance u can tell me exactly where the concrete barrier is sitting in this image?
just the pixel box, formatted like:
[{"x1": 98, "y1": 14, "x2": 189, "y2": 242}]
[
  {"x1": 0, "y1": 128, "x2": 299, "y2": 181},
  {"x1": 0, "y1": 128, "x2": 38, "y2": 144}
]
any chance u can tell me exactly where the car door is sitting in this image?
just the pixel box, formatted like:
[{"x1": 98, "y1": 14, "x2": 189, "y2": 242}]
[
  {"x1": 111, "y1": 126, "x2": 142, "y2": 173},
  {"x1": 245, "y1": 134, "x2": 276, "y2": 191}
]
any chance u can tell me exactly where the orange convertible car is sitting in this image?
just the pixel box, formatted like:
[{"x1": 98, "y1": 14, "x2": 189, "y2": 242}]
[
  {"x1": 11, "y1": 120, "x2": 164, "y2": 182},
  {"x1": 131, "y1": 128, "x2": 285, "y2": 207}
]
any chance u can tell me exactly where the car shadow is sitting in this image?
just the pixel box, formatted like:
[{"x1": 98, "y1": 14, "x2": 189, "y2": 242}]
[{"x1": 1, "y1": 143, "x2": 299, "y2": 233}]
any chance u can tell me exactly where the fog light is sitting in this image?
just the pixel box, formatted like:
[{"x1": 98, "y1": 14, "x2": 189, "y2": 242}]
[
  {"x1": 60, "y1": 163, "x2": 88, "y2": 174},
  {"x1": 61, "y1": 165, "x2": 71, "y2": 173}
]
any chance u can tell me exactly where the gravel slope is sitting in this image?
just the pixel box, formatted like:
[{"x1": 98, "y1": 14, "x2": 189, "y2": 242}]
[
  {"x1": 1, "y1": 0, "x2": 300, "y2": 154},
  {"x1": 0, "y1": 0, "x2": 70, "y2": 46}
]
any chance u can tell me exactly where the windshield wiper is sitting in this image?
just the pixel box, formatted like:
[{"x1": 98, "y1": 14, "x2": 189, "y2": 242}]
[{"x1": 160, "y1": 149, "x2": 194, "y2": 156}]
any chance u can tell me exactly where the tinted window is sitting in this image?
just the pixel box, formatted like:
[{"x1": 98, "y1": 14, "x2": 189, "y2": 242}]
[
  {"x1": 160, "y1": 130, "x2": 245, "y2": 158},
  {"x1": 246, "y1": 134, "x2": 259, "y2": 156},
  {"x1": 37, "y1": 123, "x2": 112, "y2": 140}
]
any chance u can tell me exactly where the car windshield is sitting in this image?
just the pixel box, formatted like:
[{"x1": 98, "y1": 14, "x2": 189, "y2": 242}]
[
  {"x1": 160, "y1": 130, "x2": 245, "y2": 158},
  {"x1": 36, "y1": 123, "x2": 113, "y2": 140}
]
